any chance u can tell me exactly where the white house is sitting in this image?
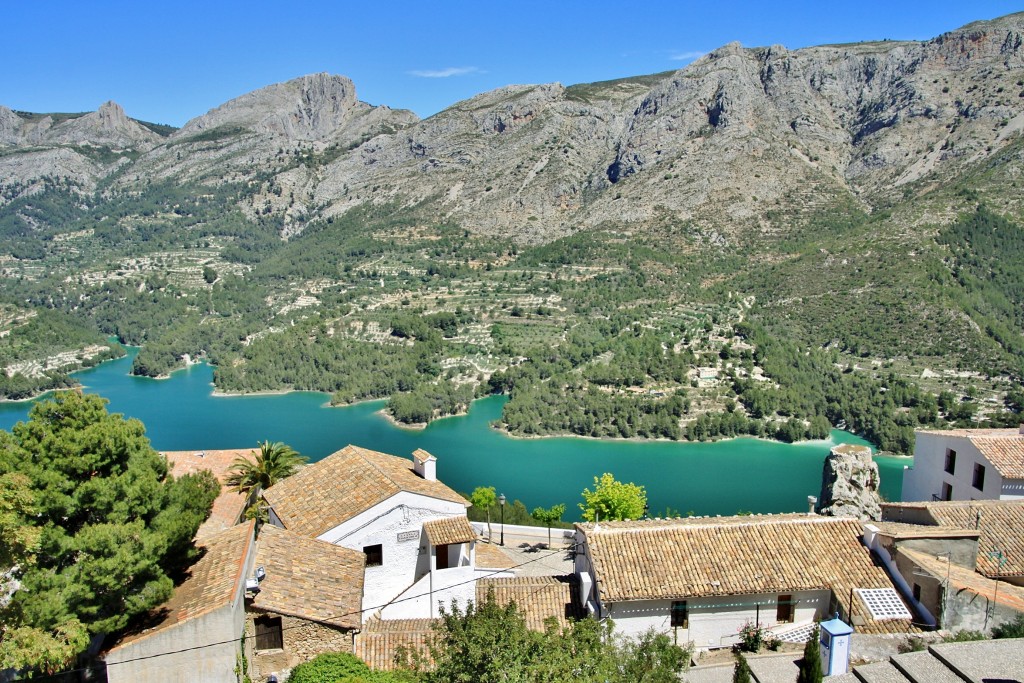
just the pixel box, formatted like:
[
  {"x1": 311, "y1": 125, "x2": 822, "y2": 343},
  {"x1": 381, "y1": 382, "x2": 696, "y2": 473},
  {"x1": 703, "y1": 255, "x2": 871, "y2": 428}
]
[
  {"x1": 902, "y1": 426, "x2": 1024, "y2": 503},
  {"x1": 262, "y1": 445, "x2": 510, "y2": 621},
  {"x1": 574, "y1": 514, "x2": 913, "y2": 650}
]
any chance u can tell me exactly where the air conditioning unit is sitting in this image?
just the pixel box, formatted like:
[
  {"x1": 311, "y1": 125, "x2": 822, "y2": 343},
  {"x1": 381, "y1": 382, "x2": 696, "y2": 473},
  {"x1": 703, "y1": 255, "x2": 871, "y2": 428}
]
[{"x1": 245, "y1": 577, "x2": 261, "y2": 594}]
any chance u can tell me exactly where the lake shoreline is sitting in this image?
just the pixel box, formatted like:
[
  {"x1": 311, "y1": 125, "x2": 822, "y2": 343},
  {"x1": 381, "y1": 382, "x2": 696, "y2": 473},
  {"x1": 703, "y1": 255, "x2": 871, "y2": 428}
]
[
  {"x1": 0, "y1": 350, "x2": 904, "y2": 514},
  {"x1": 19, "y1": 352, "x2": 895, "y2": 456}
]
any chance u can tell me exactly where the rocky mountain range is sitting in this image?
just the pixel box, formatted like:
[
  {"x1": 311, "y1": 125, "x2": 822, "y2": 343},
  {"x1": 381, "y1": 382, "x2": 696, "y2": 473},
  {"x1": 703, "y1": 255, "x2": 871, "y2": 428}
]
[{"x1": 3, "y1": 13, "x2": 1024, "y2": 243}]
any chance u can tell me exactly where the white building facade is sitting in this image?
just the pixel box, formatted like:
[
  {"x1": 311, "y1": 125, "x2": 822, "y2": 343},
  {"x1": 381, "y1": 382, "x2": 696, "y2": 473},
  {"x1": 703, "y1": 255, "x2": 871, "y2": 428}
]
[
  {"x1": 264, "y1": 445, "x2": 507, "y2": 622},
  {"x1": 902, "y1": 427, "x2": 1024, "y2": 503}
]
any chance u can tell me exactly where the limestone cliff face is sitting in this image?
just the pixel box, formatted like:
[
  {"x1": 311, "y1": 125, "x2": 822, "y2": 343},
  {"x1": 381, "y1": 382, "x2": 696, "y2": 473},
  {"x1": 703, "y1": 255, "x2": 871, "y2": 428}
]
[
  {"x1": 0, "y1": 106, "x2": 21, "y2": 146},
  {"x1": 0, "y1": 101, "x2": 162, "y2": 196},
  {"x1": 176, "y1": 73, "x2": 380, "y2": 142},
  {"x1": 2, "y1": 13, "x2": 1023, "y2": 240},
  {"x1": 47, "y1": 101, "x2": 161, "y2": 147},
  {"x1": 817, "y1": 444, "x2": 883, "y2": 521},
  {"x1": 308, "y1": 12, "x2": 1024, "y2": 240},
  {"x1": 0, "y1": 101, "x2": 160, "y2": 149}
]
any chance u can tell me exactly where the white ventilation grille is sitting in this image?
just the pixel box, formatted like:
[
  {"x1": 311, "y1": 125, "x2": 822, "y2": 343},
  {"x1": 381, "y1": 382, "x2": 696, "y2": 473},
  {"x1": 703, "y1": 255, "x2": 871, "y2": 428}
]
[{"x1": 855, "y1": 588, "x2": 912, "y2": 620}]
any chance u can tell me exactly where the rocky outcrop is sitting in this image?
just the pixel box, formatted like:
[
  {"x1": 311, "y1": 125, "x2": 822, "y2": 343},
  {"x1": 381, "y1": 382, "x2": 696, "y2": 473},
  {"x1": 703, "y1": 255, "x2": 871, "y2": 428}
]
[
  {"x1": 47, "y1": 101, "x2": 161, "y2": 147},
  {"x1": 0, "y1": 102, "x2": 160, "y2": 149},
  {"x1": 174, "y1": 73, "x2": 411, "y2": 142},
  {"x1": 817, "y1": 444, "x2": 882, "y2": 521},
  {"x1": 0, "y1": 106, "x2": 21, "y2": 146}
]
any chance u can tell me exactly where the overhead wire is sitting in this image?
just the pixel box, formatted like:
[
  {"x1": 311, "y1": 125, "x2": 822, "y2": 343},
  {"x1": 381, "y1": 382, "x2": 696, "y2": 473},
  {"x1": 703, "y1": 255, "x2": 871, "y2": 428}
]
[{"x1": 28, "y1": 538, "x2": 584, "y2": 680}]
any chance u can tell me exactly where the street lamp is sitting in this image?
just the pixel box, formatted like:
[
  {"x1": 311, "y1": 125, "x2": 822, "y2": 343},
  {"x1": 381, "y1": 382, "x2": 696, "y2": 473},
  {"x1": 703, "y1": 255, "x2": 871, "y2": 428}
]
[{"x1": 498, "y1": 493, "x2": 506, "y2": 546}]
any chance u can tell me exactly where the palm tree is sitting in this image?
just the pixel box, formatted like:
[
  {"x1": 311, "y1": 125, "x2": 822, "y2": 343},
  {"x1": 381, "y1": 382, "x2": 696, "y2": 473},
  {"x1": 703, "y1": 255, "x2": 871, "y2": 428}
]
[{"x1": 225, "y1": 441, "x2": 306, "y2": 495}]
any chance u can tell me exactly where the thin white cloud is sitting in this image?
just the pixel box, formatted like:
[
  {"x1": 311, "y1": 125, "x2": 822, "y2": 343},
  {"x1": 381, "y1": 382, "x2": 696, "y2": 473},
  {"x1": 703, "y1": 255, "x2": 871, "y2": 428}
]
[
  {"x1": 409, "y1": 66, "x2": 484, "y2": 78},
  {"x1": 670, "y1": 50, "x2": 706, "y2": 62}
]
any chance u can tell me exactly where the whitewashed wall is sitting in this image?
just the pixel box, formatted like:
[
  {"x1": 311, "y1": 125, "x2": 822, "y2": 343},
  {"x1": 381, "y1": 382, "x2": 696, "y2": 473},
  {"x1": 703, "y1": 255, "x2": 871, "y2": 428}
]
[
  {"x1": 315, "y1": 491, "x2": 466, "y2": 620},
  {"x1": 903, "y1": 433, "x2": 1003, "y2": 502},
  {"x1": 379, "y1": 566, "x2": 513, "y2": 619},
  {"x1": 607, "y1": 590, "x2": 830, "y2": 648}
]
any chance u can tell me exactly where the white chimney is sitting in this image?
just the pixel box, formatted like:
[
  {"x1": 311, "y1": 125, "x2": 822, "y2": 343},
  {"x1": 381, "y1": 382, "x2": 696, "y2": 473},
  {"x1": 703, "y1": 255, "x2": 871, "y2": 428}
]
[
  {"x1": 1019, "y1": 423, "x2": 1024, "y2": 435},
  {"x1": 412, "y1": 449, "x2": 436, "y2": 481},
  {"x1": 808, "y1": 495, "x2": 818, "y2": 515}
]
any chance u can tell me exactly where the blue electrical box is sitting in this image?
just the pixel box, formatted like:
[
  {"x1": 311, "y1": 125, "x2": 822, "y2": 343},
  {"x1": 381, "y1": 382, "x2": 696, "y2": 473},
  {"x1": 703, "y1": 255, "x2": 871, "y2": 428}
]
[{"x1": 819, "y1": 616, "x2": 854, "y2": 676}]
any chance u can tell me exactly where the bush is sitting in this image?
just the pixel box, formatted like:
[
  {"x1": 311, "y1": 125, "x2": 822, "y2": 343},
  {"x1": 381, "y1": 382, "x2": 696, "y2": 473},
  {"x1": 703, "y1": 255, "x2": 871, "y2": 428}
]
[
  {"x1": 992, "y1": 613, "x2": 1024, "y2": 639},
  {"x1": 944, "y1": 629, "x2": 985, "y2": 642},
  {"x1": 736, "y1": 621, "x2": 767, "y2": 653},
  {"x1": 898, "y1": 635, "x2": 927, "y2": 653},
  {"x1": 288, "y1": 652, "x2": 370, "y2": 683}
]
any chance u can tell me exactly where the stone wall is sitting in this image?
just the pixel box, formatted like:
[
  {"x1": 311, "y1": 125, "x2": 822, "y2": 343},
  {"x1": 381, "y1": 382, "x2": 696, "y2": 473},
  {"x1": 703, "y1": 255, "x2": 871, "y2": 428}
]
[
  {"x1": 245, "y1": 610, "x2": 354, "y2": 682},
  {"x1": 945, "y1": 585, "x2": 1021, "y2": 633}
]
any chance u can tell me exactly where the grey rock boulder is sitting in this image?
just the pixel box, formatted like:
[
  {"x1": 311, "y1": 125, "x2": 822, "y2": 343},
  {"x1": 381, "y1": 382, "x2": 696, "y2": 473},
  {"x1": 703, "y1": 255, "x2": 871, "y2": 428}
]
[{"x1": 818, "y1": 444, "x2": 883, "y2": 521}]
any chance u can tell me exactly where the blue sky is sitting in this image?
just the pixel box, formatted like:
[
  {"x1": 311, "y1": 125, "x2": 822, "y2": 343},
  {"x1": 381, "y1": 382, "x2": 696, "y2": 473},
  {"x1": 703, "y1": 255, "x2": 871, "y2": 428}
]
[{"x1": 2, "y1": 1, "x2": 1021, "y2": 127}]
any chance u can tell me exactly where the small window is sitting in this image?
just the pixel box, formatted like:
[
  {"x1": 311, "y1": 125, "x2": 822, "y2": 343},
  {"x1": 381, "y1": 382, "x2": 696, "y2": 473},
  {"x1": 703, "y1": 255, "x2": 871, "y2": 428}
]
[
  {"x1": 912, "y1": 583, "x2": 921, "y2": 602},
  {"x1": 973, "y1": 463, "x2": 985, "y2": 490},
  {"x1": 671, "y1": 600, "x2": 689, "y2": 628},
  {"x1": 941, "y1": 482, "x2": 953, "y2": 501},
  {"x1": 777, "y1": 594, "x2": 794, "y2": 623},
  {"x1": 364, "y1": 544, "x2": 383, "y2": 567},
  {"x1": 254, "y1": 615, "x2": 283, "y2": 651},
  {"x1": 944, "y1": 449, "x2": 956, "y2": 475}
]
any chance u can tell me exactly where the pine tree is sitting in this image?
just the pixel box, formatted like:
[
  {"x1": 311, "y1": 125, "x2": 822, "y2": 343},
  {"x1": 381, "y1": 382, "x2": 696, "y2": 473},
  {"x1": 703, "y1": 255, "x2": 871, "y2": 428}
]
[
  {"x1": 797, "y1": 625, "x2": 823, "y2": 683},
  {"x1": 0, "y1": 392, "x2": 219, "y2": 673},
  {"x1": 733, "y1": 652, "x2": 752, "y2": 683}
]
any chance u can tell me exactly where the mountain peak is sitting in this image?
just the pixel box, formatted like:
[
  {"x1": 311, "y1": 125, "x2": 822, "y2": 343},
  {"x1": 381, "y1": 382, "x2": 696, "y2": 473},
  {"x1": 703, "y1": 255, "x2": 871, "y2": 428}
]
[
  {"x1": 176, "y1": 72, "x2": 378, "y2": 142},
  {"x1": 97, "y1": 100, "x2": 129, "y2": 130}
]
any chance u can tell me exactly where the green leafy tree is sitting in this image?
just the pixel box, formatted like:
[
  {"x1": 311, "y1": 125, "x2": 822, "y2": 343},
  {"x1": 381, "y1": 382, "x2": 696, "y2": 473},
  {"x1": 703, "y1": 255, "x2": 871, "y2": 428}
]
[
  {"x1": 470, "y1": 486, "x2": 497, "y2": 541},
  {"x1": 797, "y1": 625, "x2": 822, "y2": 683},
  {"x1": 0, "y1": 391, "x2": 218, "y2": 674},
  {"x1": 428, "y1": 591, "x2": 540, "y2": 683},
  {"x1": 733, "y1": 652, "x2": 753, "y2": 683},
  {"x1": 225, "y1": 440, "x2": 306, "y2": 495},
  {"x1": 618, "y1": 628, "x2": 691, "y2": 683},
  {"x1": 531, "y1": 503, "x2": 566, "y2": 548},
  {"x1": 579, "y1": 473, "x2": 647, "y2": 522},
  {"x1": 0, "y1": 472, "x2": 40, "y2": 572},
  {"x1": 426, "y1": 590, "x2": 690, "y2": 683},
  {"x1": 0, "y1": 621, "x2": 89, "y2": 677}
]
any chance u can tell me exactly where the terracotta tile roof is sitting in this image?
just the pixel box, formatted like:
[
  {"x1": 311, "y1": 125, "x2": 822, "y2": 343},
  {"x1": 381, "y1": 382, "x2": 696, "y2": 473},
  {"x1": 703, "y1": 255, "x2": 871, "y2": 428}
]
[
  {"x1": 108, "y1": 521, "x2": 255, "y2": 652},
  {"x1": 164, "y1": 449, "x2": 256, "y2": 539},
  {"x1": 249, "y1": 525, "x2": 365, "y2": 629},
  {"x1": 423, "y1": 516, "x2": 477, "y2": 546},
  {"x1": 900, "y1": 548, "x2": 1024, "y2": 613},
  {"x1": 355, "y1": 617, "x2": 436, "y2": 671},
  {"x1": 917, "y1": 428, "x2": 1024, "y2": 478},
  {"x1": 578, "y1": 515, "x2": 914, "y2": 635},
  {"x1": 882, "y1": 500, "x2": 1024, "y2": 577},
  {"x1": 263, "y1": 445, "x2": 469, "y2": 538},
  {"x1": 872, "y1": 521, "x2": 980, "y2": 540},
  {"x1": 474, "y1": 542, "x2": 517, "y2": 570},
  {"x1": 476, "y1": 575, "x2": 583, "y2": 630}
]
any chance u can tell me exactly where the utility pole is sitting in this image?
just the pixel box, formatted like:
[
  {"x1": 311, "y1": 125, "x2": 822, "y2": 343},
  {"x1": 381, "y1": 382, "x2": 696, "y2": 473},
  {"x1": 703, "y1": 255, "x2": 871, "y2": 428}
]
[{"x1": 986, "y1": 547, "x2": 1007, "y2": 629}]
